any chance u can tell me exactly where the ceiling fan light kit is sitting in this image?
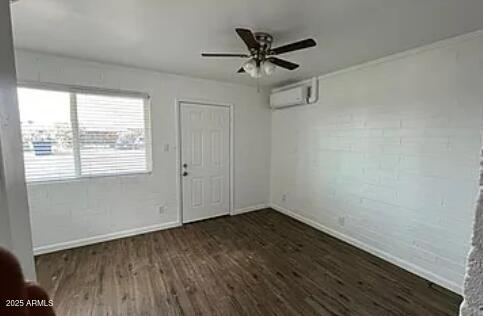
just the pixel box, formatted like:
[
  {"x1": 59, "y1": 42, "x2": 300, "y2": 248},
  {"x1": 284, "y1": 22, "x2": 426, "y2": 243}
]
[
  {"x1": 242, "y1": 59, "x2": 276, "y2": 78},
  {"x1": 201, "y1": 28, "x2": 317, "y2": 79}
]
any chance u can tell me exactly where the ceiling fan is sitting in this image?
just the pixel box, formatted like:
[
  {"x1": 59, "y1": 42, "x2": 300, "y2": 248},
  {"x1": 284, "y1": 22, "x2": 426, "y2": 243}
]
[{"x1": 201, "y1": 28, "x2": 317, "y2": 78}]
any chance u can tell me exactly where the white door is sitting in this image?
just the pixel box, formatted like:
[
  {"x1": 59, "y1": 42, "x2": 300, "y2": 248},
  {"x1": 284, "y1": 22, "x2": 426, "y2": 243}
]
[{"x1": 180, "y1": 102, "x2": 230, "y2": 223}]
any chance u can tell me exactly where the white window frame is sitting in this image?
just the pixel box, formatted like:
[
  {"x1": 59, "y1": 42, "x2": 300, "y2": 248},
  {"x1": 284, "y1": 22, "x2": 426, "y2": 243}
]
[{"x1": 18, "y1": 82, "x2": 153, "y2": 183}]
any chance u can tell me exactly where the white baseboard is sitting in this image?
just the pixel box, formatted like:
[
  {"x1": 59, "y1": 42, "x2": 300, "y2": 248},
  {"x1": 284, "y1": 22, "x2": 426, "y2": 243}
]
[
  {"x1": 270, "y1": 203, "x2": 463, "y2": 294},
  {"x1": 34, "y1": 220, "x2": 181, "y2": 255},
  {"x1": 232, "y1": 204, "x2": 268, "y2": 215},
  {"x1": 35, "y1": 204, "x2": 268, "y2": 256}
]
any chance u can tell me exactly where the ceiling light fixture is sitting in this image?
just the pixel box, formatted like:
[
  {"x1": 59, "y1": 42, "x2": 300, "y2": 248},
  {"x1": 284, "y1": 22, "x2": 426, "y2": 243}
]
[{"x1": 242, "y1": 58, "x2": 277, "y2": 78}]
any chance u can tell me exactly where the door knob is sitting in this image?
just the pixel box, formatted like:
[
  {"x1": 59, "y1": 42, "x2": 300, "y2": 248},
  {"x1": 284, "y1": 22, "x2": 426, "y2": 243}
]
[
  {"x1": 182, "y1": 163, "x2": 188, "y2": 168},
  {"x1": 182, "y1": 171, "x2": 188, "y2": 177}
]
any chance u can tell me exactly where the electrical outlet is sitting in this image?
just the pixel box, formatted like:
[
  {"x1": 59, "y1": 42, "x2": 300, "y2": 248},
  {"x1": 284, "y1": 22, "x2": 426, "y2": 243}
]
[
  {"x1": 281, "y1": 193, "x2": 287, "y2": 203},
  {"x1": 338, "y1": 216, "x2": 346, "y2": 227},
  {"x1": 158, "y1": 205, "x2": 166, "y2": 214}
]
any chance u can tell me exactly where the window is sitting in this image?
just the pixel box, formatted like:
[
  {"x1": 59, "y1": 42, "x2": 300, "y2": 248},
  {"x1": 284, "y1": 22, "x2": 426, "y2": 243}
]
[{"x1": 18, "y1": 86, "x2": 151, "y2": 182}]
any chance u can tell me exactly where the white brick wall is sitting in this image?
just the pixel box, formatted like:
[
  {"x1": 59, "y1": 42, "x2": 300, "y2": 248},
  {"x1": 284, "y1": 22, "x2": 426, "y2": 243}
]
[
  {"x1": 270, "y1": 32, "x2": 483, "y2": 293},
  {"x1": 16, "y1": 50, "x2": 271, "y2": 253},
  {"x1": 460, "y1": 152, "x2": 483, "y2": 315}
]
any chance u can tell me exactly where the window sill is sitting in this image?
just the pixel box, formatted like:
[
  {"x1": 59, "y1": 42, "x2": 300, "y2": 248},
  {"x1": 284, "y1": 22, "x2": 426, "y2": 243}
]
[{"x1": 26, "y1": 170, "x2": 153, "y2": 186}]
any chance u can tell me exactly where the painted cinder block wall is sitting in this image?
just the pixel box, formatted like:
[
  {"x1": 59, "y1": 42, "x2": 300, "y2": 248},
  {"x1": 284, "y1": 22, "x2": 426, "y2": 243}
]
[
  {"x1": 15, "y1": 50, "x2": 271, "y2": 253},
  {"x1": 270, "y1": 31, "x2": 483, "y2": 293},
  {"x1": 460, "y1": 149, "x2": 483, "y2": 315}
]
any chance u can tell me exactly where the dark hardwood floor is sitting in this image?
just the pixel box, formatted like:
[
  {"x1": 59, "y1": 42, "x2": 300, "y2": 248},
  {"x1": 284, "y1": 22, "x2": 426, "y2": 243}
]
[{"x1": 35, "y1": 209, "x2": 462, "y2": 316}]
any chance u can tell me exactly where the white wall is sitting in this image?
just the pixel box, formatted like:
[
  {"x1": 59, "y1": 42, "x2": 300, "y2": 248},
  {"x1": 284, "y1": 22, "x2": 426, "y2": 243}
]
[
  {"x1": 15, "y1": 50, "x2": 271, "y2": 253},
  {"x1": 460, "y1": 150, "x2": 483, "y2": 315},
  {"x1": 270, "y1": 31, "x2": 483, "y2": 293},
  {"x1": 0, "y1": 2, "x2": 35, "y2": 280}
]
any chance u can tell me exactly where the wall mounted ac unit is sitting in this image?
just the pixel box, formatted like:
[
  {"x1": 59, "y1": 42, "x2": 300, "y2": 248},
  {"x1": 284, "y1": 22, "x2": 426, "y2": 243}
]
[
  {"x1": 269, "y1": 77, "x2": 318, "y2": 109},
  {"x1": 270, "y1": 86, "x2": 308, "y2": 109}
]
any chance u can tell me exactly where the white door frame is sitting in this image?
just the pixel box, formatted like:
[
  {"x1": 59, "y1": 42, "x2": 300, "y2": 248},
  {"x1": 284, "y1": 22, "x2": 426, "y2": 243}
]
[{"x1": 175, "y1": 99, "x2": 234, "y2": 224}]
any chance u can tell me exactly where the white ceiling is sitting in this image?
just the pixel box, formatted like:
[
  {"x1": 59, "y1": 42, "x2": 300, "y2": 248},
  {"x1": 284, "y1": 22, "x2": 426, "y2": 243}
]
[{"x1": 11, "y1": 0, "x2": 483, "y2": 87}]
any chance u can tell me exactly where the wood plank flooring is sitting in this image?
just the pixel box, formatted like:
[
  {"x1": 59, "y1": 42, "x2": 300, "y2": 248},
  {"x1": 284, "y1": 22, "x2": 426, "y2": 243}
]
[{"x1": 35, "y1": 209, "x2": 462, "y2": 316}]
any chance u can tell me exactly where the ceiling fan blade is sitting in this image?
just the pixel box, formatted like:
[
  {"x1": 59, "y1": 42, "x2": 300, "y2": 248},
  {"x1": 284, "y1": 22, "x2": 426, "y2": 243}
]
[
  {"x1": 237, "y1": 67, "x2": 245, "y2": 73},
  {"x1": 267, "y1": 57, "x2": 299, "y2": 70},
  {"x1": 235, "y1": 28, "x2": 260, "y2": 50},
  {"x1": 271, "y1": 38, "x2": 316, "y2": 55},
  {"x1": 202, "y1": 53, "x2": 249, "y2": 58}
]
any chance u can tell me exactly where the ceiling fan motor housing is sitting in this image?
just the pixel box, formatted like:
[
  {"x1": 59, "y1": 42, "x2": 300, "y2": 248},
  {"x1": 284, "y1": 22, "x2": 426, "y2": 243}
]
[
  {"x1": 254, "y1": 32, "x2": 273, "y2": 52},
  {"x1": 252, "y1": 32, "x2": 273, "y2": 65}
]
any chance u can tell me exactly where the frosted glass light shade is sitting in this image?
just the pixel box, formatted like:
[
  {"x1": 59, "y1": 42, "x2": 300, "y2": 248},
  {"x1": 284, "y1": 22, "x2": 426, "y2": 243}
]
[
  {"x1": 262, "y1": 60, "x2": 276, "y2": 75},
  {"x1": 242, "y1": 59, "x2": 256, "y2": 73},
  {"x1": 249, "y1": 67, "x2": 262, "y2": 78}
]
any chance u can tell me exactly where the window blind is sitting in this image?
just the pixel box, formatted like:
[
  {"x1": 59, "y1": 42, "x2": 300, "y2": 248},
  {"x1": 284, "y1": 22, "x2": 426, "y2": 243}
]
[{"x1": 18, "y1": 86, "x2": 151, "y2": 182}]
